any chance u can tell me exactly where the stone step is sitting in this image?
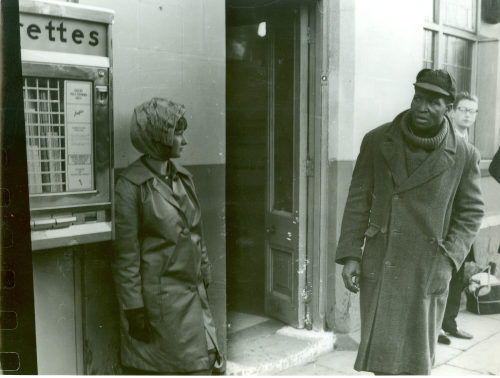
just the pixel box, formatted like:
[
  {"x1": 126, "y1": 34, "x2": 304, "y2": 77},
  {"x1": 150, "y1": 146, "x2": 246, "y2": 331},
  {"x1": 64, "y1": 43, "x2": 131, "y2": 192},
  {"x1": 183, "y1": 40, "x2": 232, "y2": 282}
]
[{"x1": 227, "y1": 321, "x2": 335, "y2": 375}]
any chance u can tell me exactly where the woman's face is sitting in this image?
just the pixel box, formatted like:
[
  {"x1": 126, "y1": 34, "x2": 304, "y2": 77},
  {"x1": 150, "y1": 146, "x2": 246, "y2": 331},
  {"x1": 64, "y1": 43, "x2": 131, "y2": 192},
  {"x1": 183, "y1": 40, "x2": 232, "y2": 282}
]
[{"x1": 170, "y1": 127, "x2": 187, "y2": 158}]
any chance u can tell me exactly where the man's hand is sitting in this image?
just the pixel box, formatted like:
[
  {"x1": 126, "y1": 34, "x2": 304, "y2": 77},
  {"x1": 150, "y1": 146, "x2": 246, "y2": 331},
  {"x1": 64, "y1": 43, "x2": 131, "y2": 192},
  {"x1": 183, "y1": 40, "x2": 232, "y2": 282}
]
[{"x1": 342, "y1": 259, "x2": 361, "y2": 293}]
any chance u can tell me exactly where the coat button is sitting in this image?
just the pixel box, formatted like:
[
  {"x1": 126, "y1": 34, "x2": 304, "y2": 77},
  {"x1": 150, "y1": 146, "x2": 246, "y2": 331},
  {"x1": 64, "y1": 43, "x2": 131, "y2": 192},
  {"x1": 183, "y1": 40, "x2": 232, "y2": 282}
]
[
  {"x1": 393, "y1": 194, "x2": 399, "y2": 200},
  {"x1": 385, "y1": 260, "x2": 391, "y2": 267},
  {"x1": 182, "y1": 227, "x2": 189, "y2": 234}
]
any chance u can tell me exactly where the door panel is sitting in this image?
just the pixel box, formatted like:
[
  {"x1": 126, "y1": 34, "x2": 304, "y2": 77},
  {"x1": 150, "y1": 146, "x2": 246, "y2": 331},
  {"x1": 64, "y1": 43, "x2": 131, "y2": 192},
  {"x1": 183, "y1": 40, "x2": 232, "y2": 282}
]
[
  {"x1": 270, "y1": 247, "x2": 294, "y2": 297},
  {"x1": 264, "y1": 4, "x2": 308, "y2": 327}
]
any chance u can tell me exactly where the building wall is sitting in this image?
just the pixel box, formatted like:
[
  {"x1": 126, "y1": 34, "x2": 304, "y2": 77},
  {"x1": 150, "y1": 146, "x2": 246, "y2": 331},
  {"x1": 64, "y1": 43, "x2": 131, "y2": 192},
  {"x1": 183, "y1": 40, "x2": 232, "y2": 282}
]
[
  {"x1": 327, "y1": 0, "x2": 500, "y2": 346},
  {"x1": 75, "y1": 0, "x2": 227, "y2": 372}
]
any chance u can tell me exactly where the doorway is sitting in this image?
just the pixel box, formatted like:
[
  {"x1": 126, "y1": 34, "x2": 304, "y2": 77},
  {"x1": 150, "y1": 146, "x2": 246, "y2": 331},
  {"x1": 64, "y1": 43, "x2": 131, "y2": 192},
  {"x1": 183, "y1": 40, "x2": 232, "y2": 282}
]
[{"x1": 226, "y1": 0, "x2": 312, "y2": 331}]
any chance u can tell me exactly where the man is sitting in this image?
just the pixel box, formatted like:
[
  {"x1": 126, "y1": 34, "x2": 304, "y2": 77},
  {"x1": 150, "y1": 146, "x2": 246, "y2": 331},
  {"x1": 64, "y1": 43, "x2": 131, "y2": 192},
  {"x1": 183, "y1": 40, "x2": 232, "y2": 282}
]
[
  {"x1": 438, "y1": 92, "x2": 479, "y2": 345},
  {"x1": 336, "y1": 69, "x2": 484, "y2": 375},
  {"x1": 490, "y1": 146, "x2": 500, "y2": 183},
  {"x1": 452, "y1": 92, "x2": 479, "y2": 140}
]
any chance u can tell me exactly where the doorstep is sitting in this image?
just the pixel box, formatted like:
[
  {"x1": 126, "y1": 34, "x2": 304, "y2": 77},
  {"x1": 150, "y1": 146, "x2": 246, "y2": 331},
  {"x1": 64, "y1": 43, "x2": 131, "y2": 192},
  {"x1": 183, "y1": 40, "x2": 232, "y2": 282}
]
[{"x1": 226, "y1": 312, "x2": 335, "y2": 375}]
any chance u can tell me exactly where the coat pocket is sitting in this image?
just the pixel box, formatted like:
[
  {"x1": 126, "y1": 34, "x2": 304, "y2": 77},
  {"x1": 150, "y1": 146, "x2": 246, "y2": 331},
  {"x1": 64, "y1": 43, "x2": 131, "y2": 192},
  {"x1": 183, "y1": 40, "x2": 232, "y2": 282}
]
[
  {"x1": 426, "y1": 245, "x2": 454, "y2": 297},
  {"x1": 361, "y1": 223, "x2": 382, "y2": 282}
]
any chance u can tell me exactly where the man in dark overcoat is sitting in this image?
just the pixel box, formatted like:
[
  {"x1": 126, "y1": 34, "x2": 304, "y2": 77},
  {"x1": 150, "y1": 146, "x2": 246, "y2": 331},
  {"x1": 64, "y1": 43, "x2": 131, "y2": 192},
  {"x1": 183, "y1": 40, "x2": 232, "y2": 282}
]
[{"x1": 335, "y1": 69, "x2": 484, "y2": 375}]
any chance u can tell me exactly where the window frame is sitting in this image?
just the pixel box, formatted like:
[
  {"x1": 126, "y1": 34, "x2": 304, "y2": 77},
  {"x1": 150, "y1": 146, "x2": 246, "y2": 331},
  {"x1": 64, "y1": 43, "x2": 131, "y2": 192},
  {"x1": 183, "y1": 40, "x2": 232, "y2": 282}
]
[
  {"x1": 422, "y1": 0, "x2": 500, "y2": 169},
  {"x1": 424, "y1": 0, "x2": 480, "y2": 95}
]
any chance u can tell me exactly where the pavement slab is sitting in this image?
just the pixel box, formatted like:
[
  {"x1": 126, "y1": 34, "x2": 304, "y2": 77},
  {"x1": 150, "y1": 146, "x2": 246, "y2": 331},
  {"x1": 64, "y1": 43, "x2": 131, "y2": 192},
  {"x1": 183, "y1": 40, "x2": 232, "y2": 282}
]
[
  {"x1": 431, "y1": 363, "x2": 481, "y2": 376},
  {"x1": 446, "y1": 332, "x2": 500, "y2": 375},
  {"x1": 315, "y1": 351, "x2": 371, "y2": 375},
  {"x1": 442, "y1": 311, "x2": 500, "y2": 350},
  {"x1": 277, "y1": 361, "x2": 337, "y2": 376},
  {"x1": 434, "y1": 343, "x2": 463, "y2": 366}
]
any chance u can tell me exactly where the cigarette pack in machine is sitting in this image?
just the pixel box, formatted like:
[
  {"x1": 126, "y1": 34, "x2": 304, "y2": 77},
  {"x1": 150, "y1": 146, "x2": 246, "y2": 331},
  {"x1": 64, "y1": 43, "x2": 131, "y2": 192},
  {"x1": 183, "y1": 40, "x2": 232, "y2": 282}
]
[{"x1": 19, "y1": 0, "x2": 114, "y2": 250}]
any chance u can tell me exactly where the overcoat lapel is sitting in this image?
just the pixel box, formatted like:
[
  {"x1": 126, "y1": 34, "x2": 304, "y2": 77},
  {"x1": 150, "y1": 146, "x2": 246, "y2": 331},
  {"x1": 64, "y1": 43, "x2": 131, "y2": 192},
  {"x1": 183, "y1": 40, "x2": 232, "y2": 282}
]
[
  {"x1": 396, "y1": 141, "x2": 455, "y2": 193},
  {"x1": 380, "y1": 112, "x2": 457, "y2": 193},
  {"x1": 381, "y1": 132, "x2": 408, "y2": 188},
  {"x1": 151, "y1": 176, "x2": 184, "y2": 215},
  {"x1": 171, "y1": 161, "x2": 202, "y2": 225}
]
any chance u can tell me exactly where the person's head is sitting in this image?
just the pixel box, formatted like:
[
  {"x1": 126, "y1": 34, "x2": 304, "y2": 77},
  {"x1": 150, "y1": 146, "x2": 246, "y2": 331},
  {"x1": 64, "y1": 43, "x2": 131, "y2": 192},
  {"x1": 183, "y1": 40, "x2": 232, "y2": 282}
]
[
  {"x1": 410, "y1": 69, "x2": 456, "y2": 131},
  {"x1": 130, "y1": 97, "x2": 188, "y2": 160},
  {"x1": 452, "y1": 91, "x2": 478, "y2": 130}
]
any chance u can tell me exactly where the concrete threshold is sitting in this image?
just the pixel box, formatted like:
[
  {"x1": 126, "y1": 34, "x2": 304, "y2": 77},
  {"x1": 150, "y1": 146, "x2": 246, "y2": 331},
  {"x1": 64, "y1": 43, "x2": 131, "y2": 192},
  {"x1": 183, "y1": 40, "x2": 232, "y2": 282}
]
[{"x1": 226, "y1": 317, "x2": 335, "y2": 375}]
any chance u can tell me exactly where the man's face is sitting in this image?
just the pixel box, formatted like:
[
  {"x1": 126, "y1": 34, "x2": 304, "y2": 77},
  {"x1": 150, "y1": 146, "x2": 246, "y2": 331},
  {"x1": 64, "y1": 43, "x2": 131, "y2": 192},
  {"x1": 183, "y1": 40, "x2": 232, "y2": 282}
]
[
  {"x1": 453, "y1": 99, "x2": 478, "y2": 129},
  {"x1": 410, "y1": 88, "x2": 451, "y2": 131}
]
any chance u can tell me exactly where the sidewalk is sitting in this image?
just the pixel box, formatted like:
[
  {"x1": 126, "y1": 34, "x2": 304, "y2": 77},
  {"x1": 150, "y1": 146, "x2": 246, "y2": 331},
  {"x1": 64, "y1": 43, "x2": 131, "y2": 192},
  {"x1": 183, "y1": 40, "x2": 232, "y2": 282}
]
[{"x1": 277, "y1": 310, "x2": 500, "y2": 376}]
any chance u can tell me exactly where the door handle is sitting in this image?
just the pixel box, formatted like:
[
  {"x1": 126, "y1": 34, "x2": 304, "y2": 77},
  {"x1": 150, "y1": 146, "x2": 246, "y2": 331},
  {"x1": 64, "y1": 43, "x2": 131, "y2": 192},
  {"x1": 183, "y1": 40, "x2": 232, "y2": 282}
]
[{"x1": 266, "y1": 225, "x2": 276, "y2": 234}]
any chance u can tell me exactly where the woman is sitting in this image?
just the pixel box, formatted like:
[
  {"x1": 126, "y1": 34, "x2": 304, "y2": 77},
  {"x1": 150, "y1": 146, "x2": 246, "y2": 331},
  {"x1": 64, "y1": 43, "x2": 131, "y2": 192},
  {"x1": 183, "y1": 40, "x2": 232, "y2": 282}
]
[{"x1": 113, "y1": 98, "x2": 220, "y2": 375}]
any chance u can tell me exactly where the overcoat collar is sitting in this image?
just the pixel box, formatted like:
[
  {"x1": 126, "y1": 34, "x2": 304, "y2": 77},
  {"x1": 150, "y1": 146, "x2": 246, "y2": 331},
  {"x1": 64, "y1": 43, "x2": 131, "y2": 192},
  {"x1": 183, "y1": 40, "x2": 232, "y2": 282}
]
[
  {"x1": 119, "y1": 156, "x2": 193, "y2": 184},
  {"x1": 380, "y1": 110, "x2": 457, "y2": 194},
  {"x1": 119, "y1": 156, "x2": 200, "y2": 224}
]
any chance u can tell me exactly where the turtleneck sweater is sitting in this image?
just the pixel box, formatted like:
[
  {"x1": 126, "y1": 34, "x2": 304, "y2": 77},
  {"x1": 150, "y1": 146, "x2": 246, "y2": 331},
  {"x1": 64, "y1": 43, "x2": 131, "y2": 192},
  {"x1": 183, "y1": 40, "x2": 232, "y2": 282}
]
[{"x1": 400, "y1": 116, "x2": 448, "y2": 176}]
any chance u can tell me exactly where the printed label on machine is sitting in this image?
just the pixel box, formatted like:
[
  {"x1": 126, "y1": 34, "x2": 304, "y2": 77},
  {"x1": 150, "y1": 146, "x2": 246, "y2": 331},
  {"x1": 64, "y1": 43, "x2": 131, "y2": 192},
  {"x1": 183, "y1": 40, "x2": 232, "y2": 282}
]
[{"x1": 65, "y1": 81, "x2": 93, "y2": 191}]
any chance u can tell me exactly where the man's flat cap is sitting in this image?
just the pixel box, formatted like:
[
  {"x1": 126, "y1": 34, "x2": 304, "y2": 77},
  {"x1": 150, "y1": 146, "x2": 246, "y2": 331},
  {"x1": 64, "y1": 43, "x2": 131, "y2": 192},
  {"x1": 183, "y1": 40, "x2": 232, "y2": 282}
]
[{"x1": 413, "y1": 68, "x2": 457, "y2": 101}]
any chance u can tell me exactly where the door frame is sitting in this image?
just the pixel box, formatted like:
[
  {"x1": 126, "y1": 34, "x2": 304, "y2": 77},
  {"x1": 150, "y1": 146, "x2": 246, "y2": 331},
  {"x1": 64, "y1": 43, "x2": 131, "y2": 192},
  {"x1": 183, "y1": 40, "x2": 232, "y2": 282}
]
[
  {"x1": 305, "y1": 0, "x2": 328, "y2": 331},
  {"x1": 297, "y1": 3, "x2": 311, "y2": 329}
]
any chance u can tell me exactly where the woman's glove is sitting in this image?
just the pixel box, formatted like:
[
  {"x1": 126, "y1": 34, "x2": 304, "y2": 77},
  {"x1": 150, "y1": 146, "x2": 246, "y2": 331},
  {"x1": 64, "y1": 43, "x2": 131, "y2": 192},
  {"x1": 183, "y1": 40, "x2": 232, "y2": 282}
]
[{"x1": 124, "y1": 307, "x2": 151, "y2": 343}]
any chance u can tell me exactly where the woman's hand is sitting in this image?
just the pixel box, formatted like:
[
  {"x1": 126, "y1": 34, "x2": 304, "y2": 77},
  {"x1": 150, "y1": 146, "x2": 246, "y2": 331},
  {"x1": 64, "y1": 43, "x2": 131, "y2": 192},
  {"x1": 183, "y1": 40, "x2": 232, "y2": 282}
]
[{"x1": 124, "y1": 307, "x2": 152, "y2": 343}]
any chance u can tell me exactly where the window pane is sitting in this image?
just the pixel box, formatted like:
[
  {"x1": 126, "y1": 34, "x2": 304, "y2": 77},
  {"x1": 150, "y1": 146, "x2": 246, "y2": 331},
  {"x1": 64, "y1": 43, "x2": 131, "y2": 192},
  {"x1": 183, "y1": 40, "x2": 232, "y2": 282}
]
[
  {"x1": 442, "y1": 34, "x2": 473, "y2": 92},
  {"x1": 273, "y1": 17, "x2": 295, "y2": 213},
  {"x1": 442, "y1": 0, "x2": 476, "y2": 32},
  {"x1": 423, "y1": 29, "x2": 436, "y2": 68},
  {"x1": 424, "y1": 0, "x2": 435, "y2": 23}
]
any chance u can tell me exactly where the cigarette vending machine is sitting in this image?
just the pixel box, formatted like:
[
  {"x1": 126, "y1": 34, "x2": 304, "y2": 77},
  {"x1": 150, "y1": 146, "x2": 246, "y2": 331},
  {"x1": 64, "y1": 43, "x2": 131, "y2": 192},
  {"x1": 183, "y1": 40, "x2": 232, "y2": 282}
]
[
  {"x1": 19, "y1": 0, "x2": 114, "y2": 250},
  {"x1": 18, "y1": 1, "x2": 115, "y2": 373}
]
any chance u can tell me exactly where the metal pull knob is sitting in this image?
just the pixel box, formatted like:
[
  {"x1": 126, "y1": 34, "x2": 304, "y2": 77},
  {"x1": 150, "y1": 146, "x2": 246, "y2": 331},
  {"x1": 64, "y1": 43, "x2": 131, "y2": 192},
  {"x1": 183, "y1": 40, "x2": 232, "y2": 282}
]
[{"x1": 266, "y1": 225, "x2": 276, "y2": 234}]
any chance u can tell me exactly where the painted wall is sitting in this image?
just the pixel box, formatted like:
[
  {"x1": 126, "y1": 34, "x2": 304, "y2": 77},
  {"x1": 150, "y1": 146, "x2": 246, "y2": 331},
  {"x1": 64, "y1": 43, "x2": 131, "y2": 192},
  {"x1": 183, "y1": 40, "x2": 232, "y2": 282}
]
[
  {"x1": 353, "y1": 0, "x2": 423, "y2": 154},
  {"x1": 79, "y1": 0, "x2": 225, "y2": 167},
  {"x1": 328, "y1": 0, "x2": 424, "y2": 162}
]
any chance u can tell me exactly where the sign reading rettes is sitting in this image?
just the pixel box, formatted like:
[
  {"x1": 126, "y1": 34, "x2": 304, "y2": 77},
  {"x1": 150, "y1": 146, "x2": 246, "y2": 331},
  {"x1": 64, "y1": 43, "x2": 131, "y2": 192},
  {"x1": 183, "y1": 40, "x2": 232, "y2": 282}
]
[{"x1": 19, "y1": 13, "x2": 107, "y2": 57}]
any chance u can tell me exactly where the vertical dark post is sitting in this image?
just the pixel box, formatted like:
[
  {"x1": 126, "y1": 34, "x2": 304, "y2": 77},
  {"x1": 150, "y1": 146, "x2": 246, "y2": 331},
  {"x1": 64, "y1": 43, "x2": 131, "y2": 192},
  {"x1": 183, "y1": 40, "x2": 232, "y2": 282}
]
[{"x1": 1, "y1": 0, "x2": 38, "y2": 374}]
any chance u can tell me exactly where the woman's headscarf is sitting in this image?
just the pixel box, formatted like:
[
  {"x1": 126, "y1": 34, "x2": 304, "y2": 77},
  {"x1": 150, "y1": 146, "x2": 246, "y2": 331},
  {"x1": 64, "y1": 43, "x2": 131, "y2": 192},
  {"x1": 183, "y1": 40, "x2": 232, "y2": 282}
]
[{"x1": 130, "y1": 97, "x2": 186, "y2": 160}]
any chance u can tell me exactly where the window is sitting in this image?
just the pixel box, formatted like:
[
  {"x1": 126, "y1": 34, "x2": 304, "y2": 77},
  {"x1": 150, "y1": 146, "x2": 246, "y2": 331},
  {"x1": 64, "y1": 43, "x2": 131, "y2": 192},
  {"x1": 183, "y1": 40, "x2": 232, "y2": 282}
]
[
  {"x1": 23, "y1": 78, "x2": 94, "y2": 194},
  {"x1": 423, "y1": 0, "x2": 477, "y2": 93},
  {"x1": 423, "y1": 0, "x2": 500, "y2": 160},
  {"x1": 423, "y1": 0, "x2": 494, "y2": 155}
]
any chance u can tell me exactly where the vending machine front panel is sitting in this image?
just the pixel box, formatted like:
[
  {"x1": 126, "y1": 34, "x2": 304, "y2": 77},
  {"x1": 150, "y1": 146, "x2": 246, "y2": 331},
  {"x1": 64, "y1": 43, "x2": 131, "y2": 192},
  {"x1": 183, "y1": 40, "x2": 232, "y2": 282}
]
[{"x1": 20, "y1": 1, "x2": 114, "y2": 250}]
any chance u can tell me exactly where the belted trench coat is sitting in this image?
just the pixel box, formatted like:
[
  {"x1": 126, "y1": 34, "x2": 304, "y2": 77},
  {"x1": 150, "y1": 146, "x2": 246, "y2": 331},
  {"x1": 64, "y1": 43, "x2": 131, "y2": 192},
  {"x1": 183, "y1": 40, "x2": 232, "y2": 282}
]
[
  {"x1": 112, "y1": 157, "x2": 219, "y2": 373},
  {"x1": 336, "y1": 111, "x2": 484, "y2": 375}
]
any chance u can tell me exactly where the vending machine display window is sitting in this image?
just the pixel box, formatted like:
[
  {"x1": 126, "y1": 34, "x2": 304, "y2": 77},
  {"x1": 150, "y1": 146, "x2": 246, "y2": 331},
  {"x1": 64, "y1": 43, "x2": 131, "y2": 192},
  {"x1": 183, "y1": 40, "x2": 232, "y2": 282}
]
[{"x1": 24, "y1": 78, "x2": 95, "y2": 195}]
